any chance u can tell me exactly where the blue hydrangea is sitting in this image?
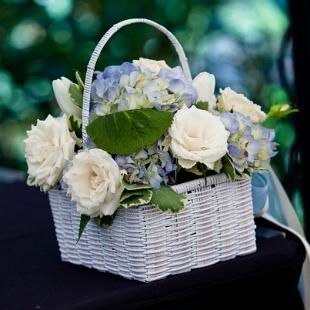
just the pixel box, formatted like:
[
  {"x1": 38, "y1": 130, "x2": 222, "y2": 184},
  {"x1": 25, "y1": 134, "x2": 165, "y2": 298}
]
[
  {"x1": 91, "y1": 61, "x2": 197, "y2": 115},
  {"x1": 115, "y1": 138, "x2": 176, "y2": 189},
  {"x1": 220, "y1": 112, "x2": 277, "y2": 173}
]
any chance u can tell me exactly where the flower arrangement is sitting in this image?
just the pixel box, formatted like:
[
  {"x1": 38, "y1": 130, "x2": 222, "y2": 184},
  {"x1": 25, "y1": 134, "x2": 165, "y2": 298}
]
[{"x1": 24, "y1": 58, "x2": 296, "y2": 238}]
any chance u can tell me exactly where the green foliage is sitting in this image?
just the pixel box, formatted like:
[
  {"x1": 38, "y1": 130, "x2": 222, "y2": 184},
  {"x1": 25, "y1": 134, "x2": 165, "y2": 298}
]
[
  {"x1": 186, "y1": 165, "x2": 203, "y2": 176},
  {"x1": 26, "y1": 176, "x2": 36, "y2": 187},
  {"x1": 222, "y1": 155, "x2": 236, "y2": 181},
  {"x1": 68, "y1": 115, "x2": 82, "y2": 139},
  {"x1": 94, "y1": 214, "x2": 116, "y2": 228},
  {"x1": 78, "y1": 215, "x2": 90, "y2": 242},
  {"x1": 151, "y1": 186, "x2": 186, "y2": 213},
  {"x1": 122, "y1": 180, "x2": 152, "y2": 191},
  {"x1": 69, "y1": 83, "x2": 83, "y2": 108},
  {"x1": 75, "y1": 71, "x2": 84, "y2": 90},
  {"x1": 274, "y1": 121, "x2": 296, "y2": 149},
  {"x1": 0, "y1": 0, "x2": 302, "y2": 224},
  {"x1": 195, "y1": 101, "x2": 209, "y2": 111},
  {"x1": 213, "y1": 160, "x2": 223, "y2": 173},
  {"x1": 86, "y1": 109, "x2": 173, "y2": 155},
  {"x1": 265, "y1": 103, "x2": 299, "y2": 121},
  {"x1": 120, "y1": 189, "x2": 153, "y2": 208},
  {"x1": 120, "y1": 180, "x2": 153, "y2": 208},
  {"x1": 196, "y1": 162, "x2": 209, "y2": 181}
]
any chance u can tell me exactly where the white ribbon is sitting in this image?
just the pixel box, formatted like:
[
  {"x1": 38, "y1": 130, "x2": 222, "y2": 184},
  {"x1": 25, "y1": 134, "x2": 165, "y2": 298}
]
[{"x1": 260, "y1": 168, "x2": 310, "y2": 310}]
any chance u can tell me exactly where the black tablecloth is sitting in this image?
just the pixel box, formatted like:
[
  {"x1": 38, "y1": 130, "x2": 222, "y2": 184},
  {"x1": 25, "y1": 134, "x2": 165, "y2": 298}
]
[{"x1": 0, "y1": 181, "x2": 306, "y2": 310}]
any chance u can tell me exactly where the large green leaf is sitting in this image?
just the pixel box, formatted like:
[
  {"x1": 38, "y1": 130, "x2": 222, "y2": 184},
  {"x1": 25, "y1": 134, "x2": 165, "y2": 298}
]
[
  {"x1": 120, "y1": 189, "x2": 153, "y2": 208},
  {"x1": 86, "y1": 109, "x2": 173, "y2": 155},
  {"x1": 151, "y1": 186, "x2": 186, "y2": 213},
  {"x1": 77, "y1": 215, "x2": 90, "y2": 242}
]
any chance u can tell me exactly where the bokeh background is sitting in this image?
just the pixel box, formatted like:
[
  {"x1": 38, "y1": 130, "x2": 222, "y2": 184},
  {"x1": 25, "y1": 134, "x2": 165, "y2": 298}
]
[{"x1": 0, "y1": 0, "x2": 303, "y2": 224}]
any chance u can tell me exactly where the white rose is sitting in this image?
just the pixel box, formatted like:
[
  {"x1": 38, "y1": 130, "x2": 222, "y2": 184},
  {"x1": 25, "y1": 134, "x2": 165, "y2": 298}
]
[
  {"x1": 218, "y1": 87, "x2": 266, "y2": 123},
  {"x1": 24, "y1": 115, "x2": 76, "y2": 191},
  {"x1": 52, "y1": 77, "x2": 82, "y2": 118},
  {"x1": 133, "y1": 57, "x2": 169, "y2": 74},
  {"x1": 63, "y1": 149, "x2": 124, "y2": 217},
  {"x1": 168, "y1": 106, "x2": 229, "y2": 169},
  {"x1": 192, "y1": 72, "x2": 217, "y2": 110}
]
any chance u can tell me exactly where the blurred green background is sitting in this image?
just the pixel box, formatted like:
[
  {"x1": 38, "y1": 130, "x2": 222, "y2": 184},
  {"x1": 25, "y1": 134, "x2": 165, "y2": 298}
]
[{"x1": 0, "y1": 0, "x2": 302, "y2": 221}]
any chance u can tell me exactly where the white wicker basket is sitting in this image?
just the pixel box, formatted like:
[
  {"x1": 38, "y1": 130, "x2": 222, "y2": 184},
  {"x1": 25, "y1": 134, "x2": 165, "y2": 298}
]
[{"x1": 49, "y1": 18, "x2": 256, "y2": 282}]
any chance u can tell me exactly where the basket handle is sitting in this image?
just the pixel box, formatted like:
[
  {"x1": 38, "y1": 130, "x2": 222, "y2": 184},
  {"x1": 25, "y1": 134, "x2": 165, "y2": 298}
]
[{"x1": 82, "y1": 18, "x2": 192, "y2": 146}]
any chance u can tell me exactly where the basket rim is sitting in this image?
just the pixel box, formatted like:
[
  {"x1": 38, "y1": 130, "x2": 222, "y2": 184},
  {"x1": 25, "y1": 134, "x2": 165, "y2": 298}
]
[
  {"x1": 171, "y1": 173, "x2": 231, "y2": 194},
  {"x1": 49, "y1": 173, "x2": 250, "y2": 197}
]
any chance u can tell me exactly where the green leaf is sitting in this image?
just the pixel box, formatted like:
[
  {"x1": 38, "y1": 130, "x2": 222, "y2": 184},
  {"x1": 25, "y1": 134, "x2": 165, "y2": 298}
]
[
  {"x1": 195, "y1": 101, "x2": 209, "y2": 111},
  {"x1": 222, "y1": 155, "x2": 236, "y2": 181},
  {"x1": 122, "y1": 180, "x2": 152, "y2": 191},
  {"x1": 77, "y1": 215, "x2": 90, "y2": 242},
  {"x1": 196, "y1": 162, "x2": 209, "y2": 182},
  {"x1": 26, "y1": 176, "x2": 36, "y2": 187},
  {"x1": 69, "y1": 83, "x2": 83, "y2": 108},
  {"x1": 69, "y1": 115, "x2": 82, "y2": 138},
  {"x1": 243, "y1": 169, "x2": 253, "y2": 177},
  {"x1": 265, "y1": 103, "x2": 299, "y2": 122},
  {"x1": 75, "y1": 71, "x2": 84, "y2": 90},
  {"x1": 86, "y1": 108, "x2": 173, "y2": 155},
  {"x1": 151, "y1": 186, "x2": 186, "y2": 213},
  {"x1": 213, "y1": 159, "x2": 223, "y2": 173},
  {"x1": 120, "y1": 189, "x2": 153, "y2": 208},
  {"x1": 94, "y1": 214, "x2": 116, "y2": 228},
  {"x1": 186, "y1": 165, "x2": 203, "y2": 176}
]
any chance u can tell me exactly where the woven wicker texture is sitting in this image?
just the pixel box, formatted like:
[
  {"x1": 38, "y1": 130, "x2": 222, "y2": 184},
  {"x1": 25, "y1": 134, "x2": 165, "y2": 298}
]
[{"x1": 49, "y1": 174, "x2": 256, "y2": 282}]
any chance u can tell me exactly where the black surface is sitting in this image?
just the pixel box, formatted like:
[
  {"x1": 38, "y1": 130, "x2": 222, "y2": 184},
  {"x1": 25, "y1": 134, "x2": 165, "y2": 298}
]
[
  {"x1": 289, "y1": 0, "x2": 310, "y2": 239},
  {"x1": 0, "y1": 181, "x2": 306, "y2": 310}
]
